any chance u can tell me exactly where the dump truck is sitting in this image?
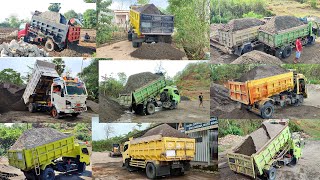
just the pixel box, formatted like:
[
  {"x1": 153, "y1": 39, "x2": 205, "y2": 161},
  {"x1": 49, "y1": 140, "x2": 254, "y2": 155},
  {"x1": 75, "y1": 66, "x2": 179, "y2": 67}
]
[
  {"x1": 8, "y1": 135, "x2": 90, "y2": 180},
  {"x1": 227, "y1": 71, "x2": 307, "y2": 119},
  {"x1": 122, "y1": 135, "x2": 195, "y2": 179},
  {"x1": 18, "y1": 11, "x2": 81, "y2": 52},
  {"x1": 227, "y1": 120, "x2": 303, "y2": 180},
  {"x1": 258, "y1": 21, "x2": 320, "y2": 58},
  {"x1": 119, "y1": 76, "x2": 180, "y2": 115},
  {"x1": 109, "y1": 143, "x2": 122, "y2": 157},
  {"x1": 22, "y1": 60, "x2": 88, "y2": 118},
  {"x1": 128, "y1": 4, "x2": 174, "y2": 48}
]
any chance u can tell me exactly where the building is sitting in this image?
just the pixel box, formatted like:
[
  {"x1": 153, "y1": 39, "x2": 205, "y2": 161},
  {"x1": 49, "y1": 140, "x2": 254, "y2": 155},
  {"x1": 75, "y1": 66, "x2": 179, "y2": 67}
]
[{"x1": 113, "y1": 10, "x2": 130, "y2": 30}]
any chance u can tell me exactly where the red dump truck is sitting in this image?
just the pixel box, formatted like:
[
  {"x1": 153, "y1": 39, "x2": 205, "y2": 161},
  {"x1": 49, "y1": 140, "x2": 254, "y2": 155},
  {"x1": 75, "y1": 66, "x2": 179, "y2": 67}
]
[{"x1": 18, "y1": 11, "x2": 81, "y2": 52}]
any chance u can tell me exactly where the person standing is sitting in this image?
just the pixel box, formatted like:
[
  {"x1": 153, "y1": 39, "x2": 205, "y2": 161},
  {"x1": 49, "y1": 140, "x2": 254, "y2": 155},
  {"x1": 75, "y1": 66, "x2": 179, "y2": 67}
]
[
  {"x1": 294, "y1": 38, "x2": 303, "y2": 63},
  {"x1": 199, "y1": 92, "x2": 204, "y2": 108}
]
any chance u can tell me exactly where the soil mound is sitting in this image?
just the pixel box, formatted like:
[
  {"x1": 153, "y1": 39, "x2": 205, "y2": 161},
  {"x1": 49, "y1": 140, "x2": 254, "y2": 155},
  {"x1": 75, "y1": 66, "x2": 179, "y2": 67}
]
[
  {"x1": 122, "y1": 72, "x2": 160, "y2": 93},
  {"x1": 141, "y1": 124, "x2": 190, "y2": 138},
  {"x1": 221, "y1": 18, "x2": 264, "y2": 32},
  {"x1": 99, "y1": 95, "x2": 125, "y2": 122},
  {"x1": 237, "y1": 65, "x2": 288, "y2": 82},
  {"x1": 87, "y1": 100, "x2": 99, "y2": 114},
  {"x1": 130, "y1": 43, "x2": 185, "y2": 60},
  {"x1": 231, "y1": 51, "x2": 283, "y2": 64},
  {"x1": 10, "y1": 128, "x2": 69, "y2": 150},
  {"x1": 136, "y1": 4, "x2": 163, "y2": 15},
  {"x1": 260, "y1": 16, "x2": 305, "y2": 33},
  {"x1": 0, "y1": 83, "x2": 25, "y2": 113}
]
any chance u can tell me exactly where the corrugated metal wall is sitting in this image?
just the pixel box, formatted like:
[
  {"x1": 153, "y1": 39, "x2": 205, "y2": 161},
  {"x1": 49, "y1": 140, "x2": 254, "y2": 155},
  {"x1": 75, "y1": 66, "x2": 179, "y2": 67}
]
[{"x1": 187, "y1": 130, "x2": 210, "y2": 163}]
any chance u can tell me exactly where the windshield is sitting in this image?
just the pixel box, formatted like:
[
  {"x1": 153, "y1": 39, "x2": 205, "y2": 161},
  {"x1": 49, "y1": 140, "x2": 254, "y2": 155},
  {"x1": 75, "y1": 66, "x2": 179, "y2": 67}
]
[
  {"x1": 19, "y1": 23, "x2": 26, "y2": 30},
  {"x1": 66, "y1": 82, "x2": 87, "y2": 95}
]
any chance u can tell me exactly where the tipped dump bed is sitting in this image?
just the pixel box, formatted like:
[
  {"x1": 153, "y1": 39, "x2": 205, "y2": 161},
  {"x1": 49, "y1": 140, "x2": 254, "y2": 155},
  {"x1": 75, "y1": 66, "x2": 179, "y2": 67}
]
[
  {"x1": 122, "y1": 72, "x2": 161, "y2": 93},
  {"x1": 135, "y1": 4, "x2": 163, "y2": 15},
  {"x1": 141, "y1": 124, "x2": 190, "y2": 139}
]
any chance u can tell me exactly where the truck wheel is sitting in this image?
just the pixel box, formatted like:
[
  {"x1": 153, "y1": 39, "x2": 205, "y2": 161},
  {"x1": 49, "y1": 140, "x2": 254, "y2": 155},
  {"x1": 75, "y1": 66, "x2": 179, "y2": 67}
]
[
  {"x1": 45, "y1": 39, "x2": 55, "y2": 52},
  {"x1": 40, "y1": 167, "x2": 55, "y2": 180},
  {"x1": 290, "y1": 157, "x2": 297, "y2": 166},
  {"x1": 282, "y1": 46, "x2": 292, "y2": 58},
  {"x1": 275, "y1": 49, "x2": 283, "y2": 59},
  {"x1": 146, "y1": 102, "x2": 155, "y2": 115},
  {"x1": 146, "y1": 163, "x2": 156, "y2": 179},
  {"x1": 78, "y1": 162, "x2": 86, "y2": 173},
  {"x1": 51, "y1": 107, "x2": 61, "y2": 119},
  {"x1": 266, "y1": 167, "x2": 276, "y2": 180},
  {"x1": 260, "y1": 102, "x2": 274, "y2": 119},
  {"x1": 23, "y1": 171, "x2": 36, "y2": 180},
  {"x1": 294, "y1": 95, "x2": 304, "y2": 106},
  {"x1": 308, "y1": 36, "x2": 316, "y2": 45},
  {"x1": 242, "y1": 44, "x2": 253, "y2": 54},
  {"x1": 28, "y1": 103, "x2": 36, "y2": 113},
  {"x1": 72, "y1": 113, "x2": 80, "y2": 117},
  {"x1": 132, "y1": 41, "x2": 139, "y2": 48},
  {"x1": 160, "y1": 92, "x2": 169, "y2": 102}
]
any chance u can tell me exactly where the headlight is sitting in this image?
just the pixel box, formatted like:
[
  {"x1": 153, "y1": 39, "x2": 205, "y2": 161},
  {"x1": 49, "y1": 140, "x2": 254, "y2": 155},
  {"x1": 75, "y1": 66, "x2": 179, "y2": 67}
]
[{"x1": 166, "y1": 150, "x2": 176, "y2": 157}]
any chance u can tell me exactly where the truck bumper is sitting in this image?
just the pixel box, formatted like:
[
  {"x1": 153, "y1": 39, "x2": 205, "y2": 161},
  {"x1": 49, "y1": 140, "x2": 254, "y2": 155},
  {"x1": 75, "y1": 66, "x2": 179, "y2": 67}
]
[{"x1": 64, "y1": 107, "x2": 87, "y2": 113}]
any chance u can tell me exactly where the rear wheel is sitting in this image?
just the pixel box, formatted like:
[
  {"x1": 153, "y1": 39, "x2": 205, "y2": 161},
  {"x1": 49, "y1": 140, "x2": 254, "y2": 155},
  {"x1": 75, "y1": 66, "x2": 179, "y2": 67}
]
[
  {"x1": 260, "y1": 102, "x2": 274, "y2": 119},
  {"x1": 23, "y1": 171, "x2": 36, "y2": 180},
  {"x1": 78, "y1": 162, "x2": 86, "y2": 173},
  {"x1": 266, "y1": 167, "x2": 276, "y2": 180},
  {"x1": 146, "y1": 162, "x2": 156, "y2": 179},
  {"x1": 51, "y1": 107, "x2": 61, "y2": 119},
  {"x1": 146, "y1": 102, "x2": 155, "y2": 115},
  {"x1": 40, "y1": 167, "x2": 55, "y2": 180},
  {"x1": 242, "y1": 44, "x2": 253, "y2": 54},
  {"x1": 28, "y1": 103, "x2": 36, "y2": 113},
  {"x1": 45, "y1": 39, "x2": 55, "y2": 52},
  {"x1": 275, "y1": 49, "x2": 282, "y2": 58},
  {"x1": 282, "y1": 46, "x2": 292, "y2": 58}
]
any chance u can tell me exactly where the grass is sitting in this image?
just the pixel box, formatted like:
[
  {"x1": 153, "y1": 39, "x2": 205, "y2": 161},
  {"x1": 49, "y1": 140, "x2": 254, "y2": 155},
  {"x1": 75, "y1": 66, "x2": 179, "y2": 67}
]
[
  {"x1": 291, "y1": 120, "x2": 320, "y2": 139},
  {"x1": 267, "y1": 0, "x2": 320, "y2": 17}
]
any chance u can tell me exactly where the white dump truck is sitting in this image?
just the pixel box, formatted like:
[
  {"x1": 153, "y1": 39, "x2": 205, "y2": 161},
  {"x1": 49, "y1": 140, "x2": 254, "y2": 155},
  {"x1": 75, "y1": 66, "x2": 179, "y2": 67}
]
[{"x1": 22, "y1": 60, "x2": 88, "y2": 118}]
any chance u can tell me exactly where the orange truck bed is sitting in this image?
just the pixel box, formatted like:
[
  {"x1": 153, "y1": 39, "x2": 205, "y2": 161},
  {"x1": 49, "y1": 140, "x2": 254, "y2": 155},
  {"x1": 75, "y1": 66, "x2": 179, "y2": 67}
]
[{"x1": 228, "y1": 72, "x2": 294, "y2": 105}]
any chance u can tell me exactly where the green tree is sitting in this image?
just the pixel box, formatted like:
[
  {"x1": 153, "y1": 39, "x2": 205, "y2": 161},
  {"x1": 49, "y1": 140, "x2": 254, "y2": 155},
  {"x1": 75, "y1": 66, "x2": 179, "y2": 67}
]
[
  {"x1": 64, "y1": 10, "x2": 79, "y2": 20},
  {"x1": 52, "y1": 58, "x2": 65, "y2": 76},
  {"x1": 79, "y1": 58, "x2": 99, "y2": 100},
  {"x1": 48, "y1": 3, "x2": 61, "y2": 12},
  {"x1": 97, "y1": 0, "x2": 113, "y2": 45},
  {"x1": 0, "y1": 68, "x2": 24, "y2": 85},
  {"x1": 5, "y1": 15, "x2": 20, "y2": 28},
  {"x1": 83, "y1": 9, "x2": 97, "y2": 28},
  {"x1": 137, "y1": 0, "x2": 150, "y2": 5}
]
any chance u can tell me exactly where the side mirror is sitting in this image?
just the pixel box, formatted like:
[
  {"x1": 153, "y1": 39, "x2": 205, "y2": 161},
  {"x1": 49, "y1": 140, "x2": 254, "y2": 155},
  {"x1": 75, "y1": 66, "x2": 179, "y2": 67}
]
[{"x1": 61, "y1": 89, "x2": 64, "y2": 97}]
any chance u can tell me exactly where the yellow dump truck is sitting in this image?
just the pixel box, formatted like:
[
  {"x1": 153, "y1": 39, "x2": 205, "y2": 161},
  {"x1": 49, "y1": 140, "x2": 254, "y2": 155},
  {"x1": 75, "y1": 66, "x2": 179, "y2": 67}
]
[
  {"x1": 8, "y1": 136, "x2": 90, "y2": 180},
  {"x1": 122, "y1": 135, "x2": 195, "y2": 179},
  {"x1": 128, "y1": 4, "x2": 174, "y2": 47},
  {"x1": 228, "y1": 71, "x2": 307, "y2": 118}
]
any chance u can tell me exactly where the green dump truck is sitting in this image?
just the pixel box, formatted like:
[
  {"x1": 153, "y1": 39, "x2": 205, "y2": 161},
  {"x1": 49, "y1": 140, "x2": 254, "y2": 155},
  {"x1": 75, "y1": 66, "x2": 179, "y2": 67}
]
[
  {"x1": 227, "y1": 120, "x2": 303, "y2": 180},
  {"x1": 119, "y1": 76, "x2": 180, "y2": 115},
  {"x1": 7, "y1": 128, "x2": 90, "y2": 180},
  {"x1": 259, "y1": 21, "x2": 320, "y2": 58}
]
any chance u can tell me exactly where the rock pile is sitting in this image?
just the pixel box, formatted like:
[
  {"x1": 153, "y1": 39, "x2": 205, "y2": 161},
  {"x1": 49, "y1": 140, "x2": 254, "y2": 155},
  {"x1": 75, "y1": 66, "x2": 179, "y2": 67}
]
[
  {"x1": 0, "y1": 40, "x2": 48, "y2": 57},
  {"x1": 141, "y1": 124, "x2": 190, "y2": 138}
]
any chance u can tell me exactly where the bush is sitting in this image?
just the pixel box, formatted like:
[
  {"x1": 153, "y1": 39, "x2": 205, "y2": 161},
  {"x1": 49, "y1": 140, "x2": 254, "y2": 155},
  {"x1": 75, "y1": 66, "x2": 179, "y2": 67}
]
[
  {"x1": 310, "y1": 0, "x2": 317, "y2": 8},
  {"x1": 242, "y1": 11, "x2": 264, "y2": 19}
]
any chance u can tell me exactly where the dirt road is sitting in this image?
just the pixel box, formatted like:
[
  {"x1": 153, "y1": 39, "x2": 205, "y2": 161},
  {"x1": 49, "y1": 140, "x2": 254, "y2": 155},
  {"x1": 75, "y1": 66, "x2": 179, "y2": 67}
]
[
  {"x1": 0, "y1": 111, "x2": 97, "y2": 123},
  {"x1": 0, "y1": 156, "x2": 92, "y2": 180},
  {"x1": 104, "y1": 100, "x2": 209, "y2": 123},
  {"x1": 218, "y1": 139, "x2": 320, "y2": 180},
  {"x1": 92, "y1": 151, "x2": 218, "y2": 180}
]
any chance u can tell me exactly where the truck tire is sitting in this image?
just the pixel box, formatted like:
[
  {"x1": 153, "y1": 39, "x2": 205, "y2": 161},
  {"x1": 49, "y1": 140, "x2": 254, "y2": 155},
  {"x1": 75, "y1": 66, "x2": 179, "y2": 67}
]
[
  {"x1": 132, "y1": 41, "x2": 139, "y2": 48},
  {"x1": 28, "y1": 103, "x2": 36, "y2": 113},
  {"x1": 290, "y1": 157, "x2": 297, "y2": 166},
  {"x1": 282, "y1": 46, "x2": 292, "y2": 58},
  {"x1": 146, "y1": 102, "x2": 155, "y2": 115},
  {"x1": 146, "y1": 163, "x2": 156, "y2": 179},
  {"x1": 78, "y1": 162, "x2": 86, "y2": 173},
  {"x1": 275, "y1": 49, "x2": 283, "y2": 59},
  {"x1": 23, "y1": 171, "x2": 36, "y2": 180},
  {"x1": 308, "y1": 35, "x2": 316, "y2": 45},
  {"x1": 266, "y1": 167, "x2": 276, "y2": 180},
  {"x1": 51, "y1": 107, "x2": 61, "y2": 119},
  {"x1": 260, "y1": 102, "x2": 274, "y2": 119},
  {"x1": 45, "y1": 39, "x2": 55, "y2": 52},
  {"x1": 294, "y1": 95, "x2": 304, "y2": 106},
  {"x1": 242, "y1": 44, "x2": 253, "y2": 54},
  {"x1": 40, "y1": 167, "x2": 55, "y2": 180},
  {"x1": 72, "y1": 113, "x2": 80, "y2": 117}
]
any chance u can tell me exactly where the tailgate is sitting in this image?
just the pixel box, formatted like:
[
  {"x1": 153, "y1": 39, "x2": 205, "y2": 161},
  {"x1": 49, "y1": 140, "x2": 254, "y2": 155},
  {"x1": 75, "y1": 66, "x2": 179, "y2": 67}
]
[
  {"x1": 227, "y1": 153, "x2": 255, "y2": 178},
  {"x1": 68, "y1": 26, "x2": 81, "y2": 42},
  {"x1": 7, "y1": 150, "x2": 27, "y2": 170},
  {"x1": 140, "y1": 14, "x2": 174, "y2": 35},
  {"x1": 228, "y1": 81, "x2": 250, "y2": 104},
  {"x1": 163, "y1": 137, "x2": 195, "y2": 160},
  {"x1": 119, "y1": 94, "x2": 132, "y2": 107}
]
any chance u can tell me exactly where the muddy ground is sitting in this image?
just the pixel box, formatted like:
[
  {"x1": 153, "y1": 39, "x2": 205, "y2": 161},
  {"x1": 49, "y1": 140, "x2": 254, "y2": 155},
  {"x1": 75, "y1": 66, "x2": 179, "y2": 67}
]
[
  {"x1": 0, "y1": 111, "x2": 97, "y2": 123},
  {"x1": 218, "y1": 138, "x2": 320, "y2": 180},
  {"x1": 0, "y1": 156, "x2": 92, "y2": 180},
  {"x1": 210, "y1": 39, "x2": 320, "y2": 64},
  {"x1": 101, "y1": 100, "x2": 209, "y2": 123},
  {"x1": 96, "y1": 40, "x2": 188, "y2": 60},
  {"x1": 92, "y1": 151, "x2": 218, "y2": 180}
]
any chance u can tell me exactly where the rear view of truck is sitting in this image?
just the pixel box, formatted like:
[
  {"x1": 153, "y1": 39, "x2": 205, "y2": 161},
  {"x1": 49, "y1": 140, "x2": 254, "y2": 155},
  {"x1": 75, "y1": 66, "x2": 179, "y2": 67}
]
[
  {"x1": 227, "y1": 120, "x2": 303, "y2": 180},
  {"x1": 128, "y1": 4, "x2": 174, "y2": 47}
]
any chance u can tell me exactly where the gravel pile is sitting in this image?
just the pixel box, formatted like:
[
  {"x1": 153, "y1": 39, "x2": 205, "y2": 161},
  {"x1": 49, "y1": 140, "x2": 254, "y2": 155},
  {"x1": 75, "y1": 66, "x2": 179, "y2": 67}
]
[
  {"x1": 221, "y1": 18, "x2": 265, "y2": 32},
  {"x1": 36, "y1": 11, "x2": 62, "y2": 24},
  {"x1": 231, "y1": 51, "x2": 283, "y2": 64},
  {"x1": 122, "y1": 72, "x2": 160, "y2": 93},
  {"x1": 237, "y1": 65, "x2": 288, "y2": 82},
  {"x1": 260, "y1": 16, "x2": 305, "y2": 33},
  {"x1": 136, "y1": 4, "x2": 163, "y2": 15},
  {"x1": 130, "y1": 43, "x2": 185, "y2": 60},
  {"x1": 141, "y1": 124, "x2": 190, "y2": 138},
  {"x1": 0, "y1": 40, "x2": 48, "y2": 57},
  {"x1": 10, "y1": 128, "x2": 69, "y2": 150}
]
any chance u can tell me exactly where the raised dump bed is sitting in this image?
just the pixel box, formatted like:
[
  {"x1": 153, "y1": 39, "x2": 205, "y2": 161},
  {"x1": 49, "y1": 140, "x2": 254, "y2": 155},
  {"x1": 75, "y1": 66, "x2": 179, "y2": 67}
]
[{"x1": 227, "y1": 120, "x2": 303, "y2": 180}]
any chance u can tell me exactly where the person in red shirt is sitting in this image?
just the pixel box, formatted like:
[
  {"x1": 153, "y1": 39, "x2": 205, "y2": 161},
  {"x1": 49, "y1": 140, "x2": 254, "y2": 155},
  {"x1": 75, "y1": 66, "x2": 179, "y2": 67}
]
[{"x1": 294, "y1": 38, "x2": 303, "y2": 63}]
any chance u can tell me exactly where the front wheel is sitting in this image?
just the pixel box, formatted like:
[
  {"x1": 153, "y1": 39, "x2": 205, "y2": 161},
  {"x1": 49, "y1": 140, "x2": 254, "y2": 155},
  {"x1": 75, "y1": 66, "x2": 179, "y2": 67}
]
[
  {"x1": 28, "y1": 103, "x2": 36, "y2": 113},
  {"x1": 146, "y1": 162, "x2": 156, "y2": 179},
  {"x1": 45, "y1": 39, "x2": 55, "y2": 52},
  {"x1": 146, "y1": 102, "x2": 155, "y2": 115},
  {"x1": 40, "y1": 167, "x2": 55, "y2": 180},
  {"x1": 282, "y1": 46, "x2": 292, "y2": 58},
  {"x1": 260, "y1": 102, "x2": 274, "y2": 119},
  {"x1": 51, "y1": 107, "x2": 61, "y2": 119},
  {"x1": 78, "y1": 162, "x2": 86, "y2": 173}
]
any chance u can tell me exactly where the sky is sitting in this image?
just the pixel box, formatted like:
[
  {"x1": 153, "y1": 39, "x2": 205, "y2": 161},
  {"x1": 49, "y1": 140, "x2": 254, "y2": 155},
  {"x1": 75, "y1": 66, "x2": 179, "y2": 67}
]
[
  {"x1": 99, "y1": 60, "x2": 203, "y2": 82},
  {"x1": 92, "y1": 117, "x2": 150, "y2": 141},
  {"x1": 0, "y1": 58, "x2": 92, "y2": 82},
  {"x1": 110, "y1": 0, "x2": 169, "y2": 10},
  {"x1": 0, "y1": 0, "x2": 96, "y2": 21}
]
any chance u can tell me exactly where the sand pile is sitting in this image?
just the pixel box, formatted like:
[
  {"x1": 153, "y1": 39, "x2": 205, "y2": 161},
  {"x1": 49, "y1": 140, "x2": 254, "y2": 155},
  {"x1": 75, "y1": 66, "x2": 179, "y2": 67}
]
[
  {"x1": 260, "y1": 16, "x2": 305, "y2": 33},
  {"x1": 231, "y1": 51, "x2": 283, "y2": 64},
  {"x1": 141, "y1": 124, "x2": 190, "y2": 138},
  {"x1": 237, "y1": 65, "x2": 288, "y2": 82},
  {"x1": 122, "y1": 72, "x2": 160, "y2": 93},
  {"x1": 136, "y1": 4, "x2": 163, "y2": 15},
  {"x1": 130, "y1": 43, "x2": 185, "y2": 60},
  {"x1": 221, "y1": 18, "x2": 264, "y2": 32},
  {"x1": 99, "y1": 95, "x2": 125, "y2": 122}
]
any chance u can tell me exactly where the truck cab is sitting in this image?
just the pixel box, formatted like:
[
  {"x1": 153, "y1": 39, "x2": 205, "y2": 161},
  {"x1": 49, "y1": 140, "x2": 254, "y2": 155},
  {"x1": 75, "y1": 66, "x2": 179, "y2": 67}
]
[
  {"x1": 18, "y1": 23, "x2": 29, "y2": 41},
  {"x1": 50, "y1": 76, "x2": 88, "y2": 118},
  {"x1": 160, "y1": 86, "x2": 181, "y2": 109},
  {"x1": 122, "y1": 141, "x2": 130, "y2": 166}
]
